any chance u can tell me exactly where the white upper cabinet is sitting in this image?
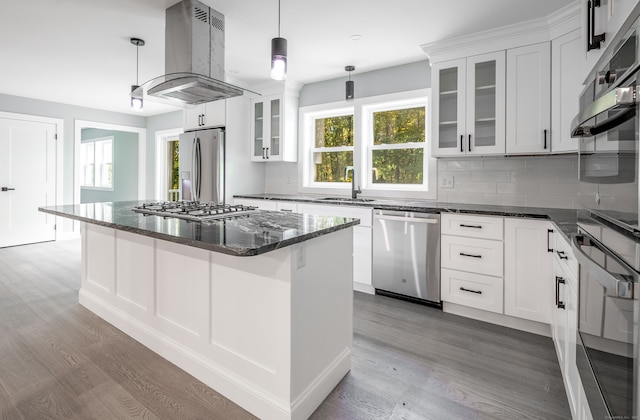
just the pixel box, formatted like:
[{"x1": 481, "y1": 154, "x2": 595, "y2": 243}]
[
  {"x1": 432, "y1": 51, "x2": 506, "y2": 157},
  {"x1": 551, "y1": 29, "x2": 582, "y2": 154},
  {"x1": 184, "y1": 100, "x2": 226, "y2": 131},
  {"x1": 250, "y1": 82, "x2": 300, "y2": 162},
  {"x1": 506, "y1": 42, "x2": 551, "y2": 155}
]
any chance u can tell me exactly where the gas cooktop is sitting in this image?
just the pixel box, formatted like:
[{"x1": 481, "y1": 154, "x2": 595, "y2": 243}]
[{"x1": 132, "y1": 201, "x2": 258, "y2": 222}]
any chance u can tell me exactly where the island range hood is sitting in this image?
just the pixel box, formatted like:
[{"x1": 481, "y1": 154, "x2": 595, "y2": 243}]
[{"x1": 132, "y1": 0, "x2": 256, "y2": 106}]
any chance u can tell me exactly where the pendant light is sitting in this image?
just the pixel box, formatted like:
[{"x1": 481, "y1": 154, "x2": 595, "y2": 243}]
[
  {"x1": 130, "y1": 37, "x2": 145, "y2": 111},
  {"x1": 270, "y1": 0, "x2": 287, "y2": 80},
  {"x1": 345, "y1": 65, "x2": 355, "y2": 100}
]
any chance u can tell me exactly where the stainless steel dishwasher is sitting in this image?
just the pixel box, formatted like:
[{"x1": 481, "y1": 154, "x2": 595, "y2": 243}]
[{"x1": 372, "y1": 209, "x2": 440, "y2": 306}]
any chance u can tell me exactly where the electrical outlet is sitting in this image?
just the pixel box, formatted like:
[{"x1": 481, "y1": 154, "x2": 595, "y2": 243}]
[
  {"x1": 286, "y1": 176, "x2": 291, "y2": 184},
  {"x1": 440, "y1": 175, "x2": 454, "y2": 189}
]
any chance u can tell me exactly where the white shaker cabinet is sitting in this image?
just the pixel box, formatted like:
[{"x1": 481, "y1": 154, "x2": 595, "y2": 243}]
[
  {"x1": 431, "y1": 51, "x2": 506, "y2": 157},
  {"x1": 504, "y1": 218, "x2": 553, "y2": 324},
  {"x1": 184, "y1": 100, "x2": 226, "y2": 131},
  {"x1": 551, "y1": 29, "x2": 582, "y2": 153},
  {"x1": 250, "y1": 90, "x2": 298, "y2": 162},
  {"x1": 505, "y1": 42, "x2": 551, "y2": 155}
]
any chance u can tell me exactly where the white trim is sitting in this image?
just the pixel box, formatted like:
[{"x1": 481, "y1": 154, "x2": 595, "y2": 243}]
[
  {"x1": 0, "y1": 111, "x2": 64, "y2": 239},
  {"x1": 74, "y1": 120, "x2": 146, "y2": 205},
  {"x1": 298, "y1": 89, "x2": 436, "y2": 200},
  {"x1": 421, "y1": 2, "x2": 580, "y2": 65},
  {"x1": 154, "y1": 128, "x2": 183, "y2": 201}
]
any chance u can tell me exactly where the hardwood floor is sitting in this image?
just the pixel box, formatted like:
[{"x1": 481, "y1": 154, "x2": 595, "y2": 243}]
[{"x1": 0, "y1": 239, "x2": 570, "y2": 420}]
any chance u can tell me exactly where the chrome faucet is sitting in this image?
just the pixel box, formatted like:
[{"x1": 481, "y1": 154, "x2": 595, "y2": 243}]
[{"x1": 351, "y1": 167, "x2": 361, "y2": 199}]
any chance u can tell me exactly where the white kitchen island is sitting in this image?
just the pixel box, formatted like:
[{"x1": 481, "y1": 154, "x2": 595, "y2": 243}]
[{"x1": 40, "y1": 201, "x2": 358, "y2": 420}]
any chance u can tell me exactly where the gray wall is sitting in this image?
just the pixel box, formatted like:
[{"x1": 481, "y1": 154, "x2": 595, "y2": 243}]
[
  {"x1": 0, "y1": 93, "x2": 146, "y2": 206},
  {"x1": 80, "y1": 128, "x2": 138, "y2": 203}
]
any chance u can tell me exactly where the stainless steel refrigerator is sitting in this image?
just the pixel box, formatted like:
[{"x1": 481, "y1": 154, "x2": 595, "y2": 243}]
[{"x1": 179, "y1": 128, "x2": 224, "y2": 203}]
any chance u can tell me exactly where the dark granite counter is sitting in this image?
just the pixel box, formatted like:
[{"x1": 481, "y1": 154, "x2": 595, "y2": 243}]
[
  {"x1": 39, "y1": 200, "x2": 360, "y2": 257},
  {"x1": 234, "y1": 193, "x2": 579, "y2": 243}
]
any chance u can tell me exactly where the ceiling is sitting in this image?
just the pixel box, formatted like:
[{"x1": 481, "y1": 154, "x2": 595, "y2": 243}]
[{"x1": 0, "y1": 0, "x2": 575, "y2": 116}]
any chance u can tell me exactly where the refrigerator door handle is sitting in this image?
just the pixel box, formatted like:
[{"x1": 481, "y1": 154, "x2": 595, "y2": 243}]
[
  {"x1": 195, "y1": 138, "x2": 202, "y2": 202},
  {"x1": 191, "y1": 138, "x2": 197, "y2": 201}
]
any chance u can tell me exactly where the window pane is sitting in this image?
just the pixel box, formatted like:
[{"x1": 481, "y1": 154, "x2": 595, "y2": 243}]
[
  {"x1": 315, "y1": 115, "x2": 353, "y2": 148},
  {"x1": 372, "y1": 148, "x2": 423, "y2": 184},
  {"x1": 314, "y1": 151, "x2": 353, "y2": 183},
  {"x1": 373, "y1": 107, "x2": 425, "y2": 145}
]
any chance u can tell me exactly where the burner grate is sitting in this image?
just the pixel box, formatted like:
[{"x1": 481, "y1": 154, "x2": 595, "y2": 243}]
[{"x1": 133, "y1": 202, "x2": 258, "y2": 222}]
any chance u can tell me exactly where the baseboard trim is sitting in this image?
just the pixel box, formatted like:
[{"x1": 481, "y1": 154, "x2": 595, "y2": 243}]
[
  {"x1": 353, "y1": 282, "x2": 375, "y2": 295},
  {"x1": 79, "y1": 289, "x2": 297, "y2": 419}
]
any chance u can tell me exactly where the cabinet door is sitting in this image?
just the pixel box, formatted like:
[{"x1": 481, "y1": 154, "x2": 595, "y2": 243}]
[
  {"x1": 432, "y1": 59, "x2": 466, "y2": 157},
  {"x1": 551, "y1": 30, "x2": 581, "y2": 153},
  {"x1": 504, "y1": 218, "x2": 553, "y2": 323},
  {"x1": 466, "y1": 51, "x2": 506, "y2": 155},
  {"x1": 184, "y1": 104, "x2": 204, "y2": 131},
  {"x1": 267, "y1": 97, "x2": 282, "y2": 159},
  {"x1": 506, "y1": 43, "x2": 551, "y2": 155},
  {"x1": 201, "y1": 100, "x2": 225, "y2": 128},
  {"x1": 353, "y1": 226, "x2": 373, "y2": 289},
  {"x1": 251, "y1": 100, "x2": 266, "y2": 161}
]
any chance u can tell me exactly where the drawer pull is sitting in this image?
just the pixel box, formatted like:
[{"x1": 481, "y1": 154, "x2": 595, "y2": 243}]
[
  {"x1": 556, "y1": 250, "x2": 568, "y2": 260},
  {"x1": 460, "y1": 224, "x2": 482, "y2": 229},
  {"x1": 460, "y1": 287, "x2": 482, "y2": 295},
  {"x1": 555, "y1": 276, "x2": 566, "y2": 309},
  {"x1": 279, "y1": 209, "x2": 293, "y2": 212},
  {"x1": 547, "y1": 229, "x2": 553, "y2": 253},
  {"x1": 460, "y1": 252, "x2": 482, "y2": 259}
]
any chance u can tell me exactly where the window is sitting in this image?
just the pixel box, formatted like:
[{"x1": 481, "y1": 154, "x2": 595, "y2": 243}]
[
  {"x1": 300, "y1": 89, "x2": 435, "y2": 199},
  {"x1": 81, "y1": 137, "x2": 113, "y2": 189}
]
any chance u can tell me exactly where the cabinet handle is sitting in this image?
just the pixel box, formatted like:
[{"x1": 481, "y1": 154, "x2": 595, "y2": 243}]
[
  {"x1": 547, "y1": 229, "x2": 554, "y2": 253},
  {"x1": 201, "y1": 113, "x2": 206, "y2": 126},
  {"x1": 460, "y1": 287, "x2": 482, "y2": 295},
  {"x1": 262, "y1": 147, "x2": 266, "y2": 159},
  {"x1": 279, "y1": 209, "x2": 293, "y2": 212},
  {"x1": 556, "y1": 250, "x2": 568, "y2": 260},
  {"x1": 468, "y1": 134, "x2": 472, "y2": 152},
  {"x1": 460, "y1": 252, "x2": 482, "y2": 259},
  {"x1": 1, "y1": 187, "x2": 15, "y2": 192},
  {"x1": 460, "y1": 224, "x2": 482, "y2": 229},
  {"x1": 265, "y1": 147, "x2": 269, "y2": 159},
  {"x1": 460, "y1": 135, "x2": 464, "y2": 153},
  {"x1": 555, "y1": 276, "x2": 566, "y2": 309},
  {"x1": 543, "y1": 129, "x2": 548, "y2": 149},
  {"x1": 587, "y1": 0, "x2": 605, "y2": 51}
]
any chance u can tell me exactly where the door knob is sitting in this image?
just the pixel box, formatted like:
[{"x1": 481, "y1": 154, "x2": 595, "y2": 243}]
[{"x1": 1, "y1": 187, "x2": 15, "y2": 192}]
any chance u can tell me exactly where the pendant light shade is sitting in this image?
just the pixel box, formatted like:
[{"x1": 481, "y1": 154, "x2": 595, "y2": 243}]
[
  {"x1": 130, "y1": 37, "x2": 145, "y2": 111},
  {"x1": 345, "y1": 66, "x2": 355, "y2": 100},
  {"x1": 271, "y1": 0, "x2": 287, "y2": 80},
  {"x1": 271, "y1": 37, "x2": 287, "y2": 81}
]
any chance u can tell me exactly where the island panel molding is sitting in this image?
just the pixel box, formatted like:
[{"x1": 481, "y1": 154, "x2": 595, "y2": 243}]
[{"x1": 78, "y1": 221, "x2": 354, "y2": 420}]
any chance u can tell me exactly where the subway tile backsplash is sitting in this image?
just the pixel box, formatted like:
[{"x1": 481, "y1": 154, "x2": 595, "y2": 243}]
[{"x1": 437, "y1": 155, "x2": 579, "y2": 209}]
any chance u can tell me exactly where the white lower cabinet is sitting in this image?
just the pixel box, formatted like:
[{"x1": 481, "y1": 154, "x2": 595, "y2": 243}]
[
  {"x1": 233, "y1": 198, "x2": 277, "y2": 211},
  {"x1": 504, "y1": 218, "x2": 553, "y2": 324}
]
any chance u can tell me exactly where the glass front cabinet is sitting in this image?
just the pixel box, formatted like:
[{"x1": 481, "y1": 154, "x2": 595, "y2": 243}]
[
  {"x1": 250, "y1": 89, "x2": 298, "y2": 162},
  {"x1": 432, "y1": 51, "x2": 506, "y2": 157}
]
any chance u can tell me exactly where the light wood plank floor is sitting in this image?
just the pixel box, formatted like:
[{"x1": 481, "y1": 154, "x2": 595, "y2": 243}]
[{"x1": 0, "y1": 239, "x2": 570, "y2": 420}]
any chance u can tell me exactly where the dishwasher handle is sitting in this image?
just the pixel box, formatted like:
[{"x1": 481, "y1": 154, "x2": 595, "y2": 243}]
[{"x1": 374, "y1": 214, "x2": 439, "y2": 224}]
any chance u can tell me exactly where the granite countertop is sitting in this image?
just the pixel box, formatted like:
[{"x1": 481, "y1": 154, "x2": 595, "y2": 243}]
[
  {"x1": 234, "y1": 193, "x2": 579, "y2": 242},
  {"x1": 39, "y1": 201, "x2": 360, "y2": 257}
]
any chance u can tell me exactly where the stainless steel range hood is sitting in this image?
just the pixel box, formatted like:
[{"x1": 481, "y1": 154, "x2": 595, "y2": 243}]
[{"x1": 133, "y1": 0, "x2": 256, "y2": 106}]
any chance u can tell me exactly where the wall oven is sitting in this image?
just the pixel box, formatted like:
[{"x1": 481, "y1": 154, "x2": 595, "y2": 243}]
[{"x1": 571, "y1": 4, "x2": 640, "y2": 419}]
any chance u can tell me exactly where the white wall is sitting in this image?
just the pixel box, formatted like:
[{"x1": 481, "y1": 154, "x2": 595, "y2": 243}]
[{"x1": 0, "y1": 93, "x2": 146, "y2": 205}]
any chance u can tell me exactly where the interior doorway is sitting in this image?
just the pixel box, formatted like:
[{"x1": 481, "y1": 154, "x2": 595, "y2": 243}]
[{"x1": 155, "y1": 128, "x2": 183, "y2": 201}]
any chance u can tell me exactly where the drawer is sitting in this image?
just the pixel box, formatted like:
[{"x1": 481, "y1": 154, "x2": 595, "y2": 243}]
[
  {"x1": 441, "y1": 235, "x2": 504, "y2": 277},
  {"x1": 554, "y1": 231, "x2": 578, "y2": 279},
  {"x1": 233, "y1": 198, "x2": 277, "y2": 211},
  {"x1": 297, "y1": 204, "x2": 373, "y2": 226},
  {"x1": 441, "y1": 213, "x2": 504, "y2": 240},
  {"x1": 276, "y1": 201, "x2": 298, "y2": 212},
  {"x1": 441, "y1": 268, "x2": 504, "y2": 313}
]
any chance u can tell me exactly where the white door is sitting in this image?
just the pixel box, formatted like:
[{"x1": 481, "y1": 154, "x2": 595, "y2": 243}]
[{"x1": 0, "y1": 117, "x2": 57, "y2": 247}]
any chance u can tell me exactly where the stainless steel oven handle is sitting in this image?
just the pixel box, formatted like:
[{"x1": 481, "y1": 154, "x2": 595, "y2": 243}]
[
  {"x1": 571, "y1": 234, "x2": 634, "y2": 299},
  {"x1": 571, "y1": 86, "x2": 636, "y2": 137}
]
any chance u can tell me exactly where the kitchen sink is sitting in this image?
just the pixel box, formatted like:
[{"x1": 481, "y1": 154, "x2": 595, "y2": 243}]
[{"x1": 315, "y1": 197, "x2": 376, "y2": 203}]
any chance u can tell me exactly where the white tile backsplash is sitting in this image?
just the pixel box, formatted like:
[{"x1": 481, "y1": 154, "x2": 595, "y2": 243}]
[{"x1": 437, "y1": 155, "x2": 579, "y2": 209}]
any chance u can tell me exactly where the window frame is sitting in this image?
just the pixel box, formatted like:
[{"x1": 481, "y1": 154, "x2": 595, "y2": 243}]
[
  {"x1": 298, "y1": 89, "x2": 436, "y2": 200},
  {"x1": 80, "y1": 136, "x2": 114, "y2": 191}
]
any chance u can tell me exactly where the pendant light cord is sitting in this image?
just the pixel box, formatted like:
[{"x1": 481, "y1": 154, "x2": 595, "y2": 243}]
[
  {"x1": 136, "y1": 45, "x2": 139, "y2": 85},
  {"x1": 278, "y1": 0, "x2": 281, "y2": 37}
]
